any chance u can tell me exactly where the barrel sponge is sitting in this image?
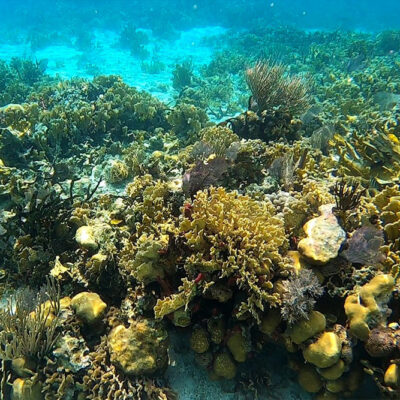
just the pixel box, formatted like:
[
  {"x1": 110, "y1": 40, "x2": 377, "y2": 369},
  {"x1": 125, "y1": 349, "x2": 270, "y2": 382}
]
[
  {"x1": 303, "y1": 332, "x2": 342, "y2": 368},
  {"x1": 344, "y1": 274, "x2": 395, "y2": 341},
  {"x1": 286, "y1": 311, "x2": 326, "y2": 344}
]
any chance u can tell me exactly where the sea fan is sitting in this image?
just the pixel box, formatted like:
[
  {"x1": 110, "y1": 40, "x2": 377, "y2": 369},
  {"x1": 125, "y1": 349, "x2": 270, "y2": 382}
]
[
  {"x1": 182, "y1": 157, "x2": 228, "y2": 198},
  {"x1": 342, "y1": 225, "x2": 385, "y2": 265}
]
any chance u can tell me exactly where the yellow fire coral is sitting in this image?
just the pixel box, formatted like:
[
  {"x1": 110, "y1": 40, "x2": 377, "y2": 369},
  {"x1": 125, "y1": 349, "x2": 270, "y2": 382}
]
[
  {"x1": 198, "y1": 125, "x2": 239, "y2": 157},
  {"x1": 105, "y1": 160, "x2": 129, "y2": 184},
  {"x1": 124, "y1": 235, "x2": 165, "y2": 284},
  {"x1": 344, "y1": 274, "x2": 395, "y2": 340},
  {"x1": 179, "y1": 187, "x2": 287, "y2": 321}
]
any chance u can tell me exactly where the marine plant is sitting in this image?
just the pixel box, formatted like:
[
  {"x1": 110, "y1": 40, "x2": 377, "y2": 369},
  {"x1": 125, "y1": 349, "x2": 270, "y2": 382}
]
[
  {"x1": 245, "y1": 60, "x2": 309, "y2": 116},
  {"x1": 172, "y1": 60, "x2": 194, "y2": 90},
  {"x1": 0, "y1": 277, "x2": 60, "y2": 362}
]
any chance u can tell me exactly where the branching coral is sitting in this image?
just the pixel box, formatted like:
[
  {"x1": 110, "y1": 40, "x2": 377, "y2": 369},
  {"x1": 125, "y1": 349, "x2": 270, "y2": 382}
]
[{"x1": 176, "y1": 187, "x2": 287, "y2": 321}]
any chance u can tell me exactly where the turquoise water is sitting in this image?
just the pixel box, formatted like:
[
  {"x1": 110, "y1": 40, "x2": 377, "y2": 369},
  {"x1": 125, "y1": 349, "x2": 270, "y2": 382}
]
[
  {"x1": 1, "y1": 1, "x2": 400, "y2": 400},
  {"x1": 0, "y1": 0, "x2": 399, "y2": 106}
]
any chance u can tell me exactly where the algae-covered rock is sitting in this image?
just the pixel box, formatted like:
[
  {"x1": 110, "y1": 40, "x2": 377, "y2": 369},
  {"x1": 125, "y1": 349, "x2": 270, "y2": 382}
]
[
  {"x1": 75, "y1": 226, "x2": 98, "y2": 251},
  {"x1": 108, "y1": 320, "x2": 168, "y2": 376},
  {"x1": 213, "y1": 352, "x2": 237, "y2": 379},
  {"x1": 71, "y1": 292, "x2": 107, "y2": 325},
  {"x1": 298, "y1": 205, "x2": 345, "y2": 265},
  {"x1": 190, "y1": 327, "x2": 210, "y2": 354},
  {"x1": 12, "y1": 378, "x2": 43, "y2": 400},
  {"x1": 303, "y1": 332, "x2": 342, "y2": 368}
]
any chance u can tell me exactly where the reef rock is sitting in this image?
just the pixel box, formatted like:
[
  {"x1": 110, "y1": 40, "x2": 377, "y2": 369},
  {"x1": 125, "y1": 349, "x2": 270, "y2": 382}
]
[
  {"x1": 75, "y1": 226, "x2": 98, "y2": 251},
  {"x1": 108, "y1": 319, "x2": 168, "y2": 376},
  {"x1": 298, "y1": 204, "x2": 345, "y2": 265}
]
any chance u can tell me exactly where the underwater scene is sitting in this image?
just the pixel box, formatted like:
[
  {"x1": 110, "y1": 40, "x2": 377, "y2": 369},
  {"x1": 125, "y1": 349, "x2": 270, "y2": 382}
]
[{"x1": 4, "y1": 0, "x2": 400, "y2": 399}]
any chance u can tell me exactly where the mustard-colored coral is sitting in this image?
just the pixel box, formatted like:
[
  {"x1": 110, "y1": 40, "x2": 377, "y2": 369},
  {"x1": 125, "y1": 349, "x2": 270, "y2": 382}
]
[
  {"x1": 190, "y1": 327, "x2": 210, "y2": 353},
  {"x1": 372, "y1": 186, "x2": 400, "y2": 248},
  {"x1": 303, "y1": 332, "x2": 342, "y2": 368},
  {"x1": 259, "y1": 309, "x2": 281, "y2": 335},
  {"x1": 207, "y1": 317, "x2": 225, "y2": 344},
  {"x1": 319, "y1": 360, "x2": 346, "y2": 380},
  {"x1": 286, "y1": 311, "x2": 326, "y2": 344},
  {"x1": 213, "y1": 352, "x2": 237, "y2": 380},
  {"x1": 227, "y1": 330, "x2": 248, "y2": 362},
  {"x1": 298, "y1": 365, "x2": 323, "y2": 393},
  {"x1": 384, "y1": 363, "x2": 400, "y2": 388},
  {"x1": 344, "y1": 274, "x2": 395, "y2": 340}
]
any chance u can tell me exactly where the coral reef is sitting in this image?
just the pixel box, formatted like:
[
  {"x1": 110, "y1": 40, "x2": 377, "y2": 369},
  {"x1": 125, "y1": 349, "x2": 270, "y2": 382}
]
[{"x1": 4, "y1": 26, "x2": 400, "y2": 400}]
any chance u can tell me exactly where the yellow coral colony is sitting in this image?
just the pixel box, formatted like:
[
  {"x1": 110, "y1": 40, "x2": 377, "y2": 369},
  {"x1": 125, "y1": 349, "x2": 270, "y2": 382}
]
[{"x1": 344, "y1": 274, "x2": 395, "y2": 341}]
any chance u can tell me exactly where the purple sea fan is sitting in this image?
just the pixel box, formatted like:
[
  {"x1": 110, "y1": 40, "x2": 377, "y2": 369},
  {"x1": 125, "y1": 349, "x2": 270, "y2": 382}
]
[
  {"x1": 342, "y1": 225, "x2": 386, "y2": 266},
  {"x1": 182, "y1": 157, "x2": 228, "y2": 198}
]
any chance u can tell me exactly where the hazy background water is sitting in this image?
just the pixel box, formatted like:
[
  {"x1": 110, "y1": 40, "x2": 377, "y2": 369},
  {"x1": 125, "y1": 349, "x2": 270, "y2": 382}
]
[{"x1": 1, "y1": 0, "x2": 400, "y2": 35}]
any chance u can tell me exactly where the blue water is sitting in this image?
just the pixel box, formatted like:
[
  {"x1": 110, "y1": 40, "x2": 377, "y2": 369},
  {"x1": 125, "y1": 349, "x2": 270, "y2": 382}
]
[{"x1": 1, "y1": 0, "x2": 399, "y2": 107}]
